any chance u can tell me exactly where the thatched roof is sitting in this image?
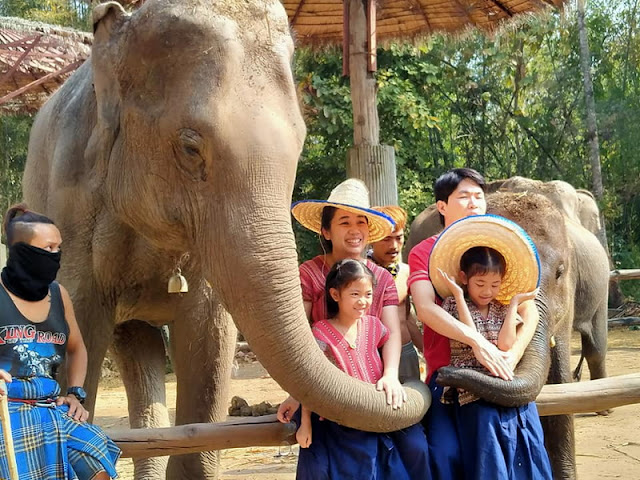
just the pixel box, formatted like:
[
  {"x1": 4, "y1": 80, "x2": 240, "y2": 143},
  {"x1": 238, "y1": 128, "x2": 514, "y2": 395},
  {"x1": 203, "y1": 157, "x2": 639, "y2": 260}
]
[
  {"x1": 0, "y1": 17, "x2": 91, "y2": 114},
  {"x1": 284, "y1": 0, "x2": 566, "y2": 46}
]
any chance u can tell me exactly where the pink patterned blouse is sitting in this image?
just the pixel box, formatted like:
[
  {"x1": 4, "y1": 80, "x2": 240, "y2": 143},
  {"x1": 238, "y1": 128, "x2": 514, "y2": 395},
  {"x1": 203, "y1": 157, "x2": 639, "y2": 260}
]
[{"x1": 312, "y1": 315, "x2": 389, "y2": 384}]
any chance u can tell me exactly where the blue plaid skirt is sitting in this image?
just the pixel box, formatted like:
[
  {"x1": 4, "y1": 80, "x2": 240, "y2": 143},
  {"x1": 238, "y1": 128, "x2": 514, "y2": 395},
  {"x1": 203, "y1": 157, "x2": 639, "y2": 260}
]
[{"x1": 0, "y1": 377, "x2": 120, "y2": 480}]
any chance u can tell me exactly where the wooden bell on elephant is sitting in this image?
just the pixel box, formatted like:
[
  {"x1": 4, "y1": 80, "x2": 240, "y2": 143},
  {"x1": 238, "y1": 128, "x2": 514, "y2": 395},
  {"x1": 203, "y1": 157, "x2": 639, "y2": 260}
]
[{"x1": 168, "y1": 267, "x2": 188, "y2": 293}]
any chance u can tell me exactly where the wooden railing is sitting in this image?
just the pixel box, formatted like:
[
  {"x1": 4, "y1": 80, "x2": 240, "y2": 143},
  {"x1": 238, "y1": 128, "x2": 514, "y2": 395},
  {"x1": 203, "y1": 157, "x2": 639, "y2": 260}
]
[{"x1": 106, "y1": 374, "x2": 640, "y2": 458}]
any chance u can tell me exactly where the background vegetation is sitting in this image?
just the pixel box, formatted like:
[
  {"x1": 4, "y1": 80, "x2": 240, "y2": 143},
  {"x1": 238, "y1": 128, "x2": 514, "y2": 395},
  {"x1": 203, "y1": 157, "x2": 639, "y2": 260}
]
[{"x1": 2, "y1": 0, "x2": 640, "y2": 297}]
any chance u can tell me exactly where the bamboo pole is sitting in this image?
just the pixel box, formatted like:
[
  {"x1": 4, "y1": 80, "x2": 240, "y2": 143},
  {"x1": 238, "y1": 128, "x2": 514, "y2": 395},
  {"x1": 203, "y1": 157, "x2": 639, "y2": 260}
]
[
  {"x1": 0, "y1": 380, "x2": 19, "y2": 480},
  {"x1": 536, "y1": 373, "x2": 640, "y2": 416},
  {"x1": 107, "y1": 414, "x2": 296, "y2": 459}
]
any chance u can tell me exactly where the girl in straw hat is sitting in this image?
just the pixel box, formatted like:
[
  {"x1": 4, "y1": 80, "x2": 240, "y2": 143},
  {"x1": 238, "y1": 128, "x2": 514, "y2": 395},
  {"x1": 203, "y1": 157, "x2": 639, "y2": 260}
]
[
  {"x1": 278, "y1": 179, "x2": 429, "y2": 479},
  {"x1": 429, "y1": 214, "x2": 552, "y2": 480}
]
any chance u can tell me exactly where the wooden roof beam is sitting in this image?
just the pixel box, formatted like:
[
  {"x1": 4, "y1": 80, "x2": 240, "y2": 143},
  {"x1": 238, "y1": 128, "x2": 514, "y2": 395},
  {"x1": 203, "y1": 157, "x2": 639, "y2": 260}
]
[
  {"x1": 291, "y1": 0, "x2": 308, "y2": 25},
  {"x1": 407, "y1": 0, "x2": 432, "y2": 33},
  {"x1": 0, "y1": 35, "x2": 41, "y2": 87},
  {"x1": 488, "y1": 0, "x2": 514, "y2": 17},
  {"x1": 0, "y1": 59, "x2": 81, "y2": 106},
  {"x1": 452, "y1": 0, "x2": 477, "y2": 25}
]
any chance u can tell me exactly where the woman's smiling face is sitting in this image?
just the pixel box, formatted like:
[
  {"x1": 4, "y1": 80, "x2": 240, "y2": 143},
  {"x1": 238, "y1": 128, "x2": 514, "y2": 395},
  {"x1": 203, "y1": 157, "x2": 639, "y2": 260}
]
[{"x1": 322, "y1": 209, "x2": 370, "y2": 260}]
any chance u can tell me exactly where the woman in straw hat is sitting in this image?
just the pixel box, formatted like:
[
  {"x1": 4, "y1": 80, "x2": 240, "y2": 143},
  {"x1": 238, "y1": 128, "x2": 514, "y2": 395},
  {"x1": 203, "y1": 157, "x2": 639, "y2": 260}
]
[
  {"x1": 429, "y1": 214, "x2": 552, "y2": 480},
  {"x1": 278, "y1": 179, "x2": 429, "y2": 479}
]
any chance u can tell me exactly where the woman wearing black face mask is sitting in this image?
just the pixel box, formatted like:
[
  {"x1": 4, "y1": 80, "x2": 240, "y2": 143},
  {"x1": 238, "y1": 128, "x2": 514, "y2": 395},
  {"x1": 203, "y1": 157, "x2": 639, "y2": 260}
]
[{"x1": 0, "y1": 204, "x2": 119, "y2": 480}]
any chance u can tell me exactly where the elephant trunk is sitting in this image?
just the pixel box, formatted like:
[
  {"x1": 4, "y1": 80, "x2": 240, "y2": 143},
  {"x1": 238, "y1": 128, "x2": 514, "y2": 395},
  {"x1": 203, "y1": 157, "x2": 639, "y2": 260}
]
[
  {"x1": 203, "y1": 198, "x2": 430, "y2": 432},
  {"x1": 437, "y1": 296, "x2": 551, "y2": 406}
]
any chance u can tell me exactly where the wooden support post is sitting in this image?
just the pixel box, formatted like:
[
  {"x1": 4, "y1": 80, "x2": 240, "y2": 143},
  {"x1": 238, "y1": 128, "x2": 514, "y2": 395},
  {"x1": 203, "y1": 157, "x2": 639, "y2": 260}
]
[
  {"x1": 366, "y1": 0, "x2": 377, "y2": 72},
  {"x1": 536, "y1": 373, "x2": 640, "y2": 416},
  {"x1": 347, "y1": 145, "x2": 398, "y2": 206},
  {"x1": 345, "y1": 0, "x2": 398, "y2": 205}
]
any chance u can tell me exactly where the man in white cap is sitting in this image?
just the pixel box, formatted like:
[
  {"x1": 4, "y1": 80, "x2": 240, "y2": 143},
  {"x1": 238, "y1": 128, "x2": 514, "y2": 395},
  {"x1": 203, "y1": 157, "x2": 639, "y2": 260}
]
[
  {"x1": 408, "y1": 168, "x2": 539, "y2": 479},
  {"x1": 369, "y1": 205, "x2": 423, "y2": 383}
]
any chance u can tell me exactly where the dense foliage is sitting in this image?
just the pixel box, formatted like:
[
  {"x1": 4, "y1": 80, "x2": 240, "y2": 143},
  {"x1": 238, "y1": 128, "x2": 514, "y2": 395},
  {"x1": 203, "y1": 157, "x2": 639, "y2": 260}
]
[{"x1": 2, "y1": 1, "x2": 640, "y2": 297}]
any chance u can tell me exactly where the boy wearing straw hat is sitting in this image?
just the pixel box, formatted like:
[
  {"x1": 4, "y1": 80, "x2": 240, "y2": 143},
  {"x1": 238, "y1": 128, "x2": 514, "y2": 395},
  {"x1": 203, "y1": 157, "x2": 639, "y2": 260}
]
[
  {"x1": 369, "y1": 205, "x2": 423, "y2": 384},
  {"x1": 407, "y1": 168, "x2": 540, "y2": 479}
]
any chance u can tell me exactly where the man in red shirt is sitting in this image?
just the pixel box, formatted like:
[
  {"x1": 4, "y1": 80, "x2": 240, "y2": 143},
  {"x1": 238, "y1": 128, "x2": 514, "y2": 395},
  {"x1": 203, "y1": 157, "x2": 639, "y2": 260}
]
[{"x1": 408, "y1": 168, "x2": 539, "y2": 478}]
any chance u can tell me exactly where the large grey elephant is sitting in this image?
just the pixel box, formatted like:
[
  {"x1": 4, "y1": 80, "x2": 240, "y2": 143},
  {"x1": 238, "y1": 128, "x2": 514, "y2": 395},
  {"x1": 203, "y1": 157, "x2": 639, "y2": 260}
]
[
  {"x1": 22, "y1": 1, "x2": 429, "y2": 478},
  {"x1": 411, "y1": 191, "x2": 609, "y2": 479}
]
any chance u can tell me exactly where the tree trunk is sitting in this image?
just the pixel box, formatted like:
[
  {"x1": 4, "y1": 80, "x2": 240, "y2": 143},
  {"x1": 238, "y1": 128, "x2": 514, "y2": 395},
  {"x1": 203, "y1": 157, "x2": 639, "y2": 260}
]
[
  {"x1": 577, "y1": 0, "x2": 623, "y2": 306},
  {"x1": 577, "y1": 0, "x2": 603, "y2": 200}
]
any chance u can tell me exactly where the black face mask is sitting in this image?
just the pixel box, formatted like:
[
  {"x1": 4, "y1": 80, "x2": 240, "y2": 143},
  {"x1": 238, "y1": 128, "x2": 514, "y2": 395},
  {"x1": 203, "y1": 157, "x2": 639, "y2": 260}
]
[{"x1": 1, "y1": 242, "x2": 61, "y2": 301}]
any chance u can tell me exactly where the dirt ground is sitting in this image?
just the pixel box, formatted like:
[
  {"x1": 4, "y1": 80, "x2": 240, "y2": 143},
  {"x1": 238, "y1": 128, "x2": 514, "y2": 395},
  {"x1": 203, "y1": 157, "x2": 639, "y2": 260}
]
[{"x1": 93, "y1": 328, "x2": 640, "y2": 479}]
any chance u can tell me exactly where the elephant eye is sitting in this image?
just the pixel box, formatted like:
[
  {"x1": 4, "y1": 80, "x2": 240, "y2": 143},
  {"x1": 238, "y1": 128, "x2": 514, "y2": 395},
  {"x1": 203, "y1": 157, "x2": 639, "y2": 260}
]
[
  {"x1": 556, "y1": 263, "x2": 565, "y2": 280},
  {"x1": 173, "y1": 128, "x2": 207, "y2": 182}
]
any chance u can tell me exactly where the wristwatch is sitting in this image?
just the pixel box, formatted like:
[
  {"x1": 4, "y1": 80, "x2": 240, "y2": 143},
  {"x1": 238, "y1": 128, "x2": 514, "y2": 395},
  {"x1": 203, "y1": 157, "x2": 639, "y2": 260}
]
[{"x1": 67, "y1": 386, "x2": 87, "y2": 404}]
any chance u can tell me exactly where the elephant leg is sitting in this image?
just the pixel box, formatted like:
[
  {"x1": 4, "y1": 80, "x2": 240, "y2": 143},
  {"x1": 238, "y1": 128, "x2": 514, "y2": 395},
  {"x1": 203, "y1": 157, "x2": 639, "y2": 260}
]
[
  {"x1": 166, "y1": 300, "x2": 237, "y2": 479},
  {"x1": 68, "y1": 298, "x2": 114, "y2": 418},
  {"x1": 542, "y1": 335, "x2": 576, "y2": 480},
  {"x1": 580, "y1": 311, "x2": 608, "y2": 382},
  {"x1": 112, "y1": 320, "x2": 170, "y2": 480}
]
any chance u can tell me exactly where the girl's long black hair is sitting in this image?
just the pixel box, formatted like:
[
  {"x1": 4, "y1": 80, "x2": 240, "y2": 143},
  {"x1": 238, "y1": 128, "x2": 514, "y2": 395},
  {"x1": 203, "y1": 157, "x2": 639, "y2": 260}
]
[{"x1": 325, "y1": 259, "x2": 376, "y2": 318}]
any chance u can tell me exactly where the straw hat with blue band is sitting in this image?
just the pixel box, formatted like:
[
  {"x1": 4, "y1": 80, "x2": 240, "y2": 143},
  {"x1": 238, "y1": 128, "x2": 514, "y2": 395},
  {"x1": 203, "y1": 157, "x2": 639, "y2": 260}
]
[
  {"x1": 291, "y1": 179, "x2": 395, "y2": 243},
  {"x1": 428, "y1": 214, "x2": 540, "y2": 304},
  {"x1": 372, "y1": 206, "x2": 407, "y2": 232}
]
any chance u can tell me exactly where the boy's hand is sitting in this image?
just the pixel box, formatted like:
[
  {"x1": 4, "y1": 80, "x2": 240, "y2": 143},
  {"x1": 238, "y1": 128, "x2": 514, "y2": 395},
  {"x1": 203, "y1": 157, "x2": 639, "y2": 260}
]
[
  {"x1": 510, "y1": 289, "x2": 539, "y2": 307},
  {"x1": 376, "y1": 375, "x2": 407, "y2": 409},
  {"x1": 296, "y1": 423, "x2": 312, "y2": 448},
  {"x1": 438, "y1": 268, "x2": 464, "y2": 298}
]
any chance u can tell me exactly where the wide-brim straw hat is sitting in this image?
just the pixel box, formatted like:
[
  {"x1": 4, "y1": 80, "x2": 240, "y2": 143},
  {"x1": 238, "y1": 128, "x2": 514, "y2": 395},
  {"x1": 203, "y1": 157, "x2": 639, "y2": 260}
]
[
  {"x1": 428, "y1": 214, "x2": 540, "y2": 304},
  {"x1": 372, "y1": 206, "x2": 407, "y2": 231},
  {"x1": 291, "y1": 179, "x2": 395, "y2": 243}
]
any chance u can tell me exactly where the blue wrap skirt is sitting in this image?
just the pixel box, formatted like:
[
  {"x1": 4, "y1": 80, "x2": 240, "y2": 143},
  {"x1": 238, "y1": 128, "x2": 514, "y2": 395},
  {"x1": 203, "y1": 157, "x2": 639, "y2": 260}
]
[
  {"x1": 455, "y1": 399, "x2": 552, "y2": 480},
  {"x1": 295, "y1": 409, "x2": 428, "y2": 480},
  {"x1": 0, "y1": 377, "x2": 120, "y2": 480}
]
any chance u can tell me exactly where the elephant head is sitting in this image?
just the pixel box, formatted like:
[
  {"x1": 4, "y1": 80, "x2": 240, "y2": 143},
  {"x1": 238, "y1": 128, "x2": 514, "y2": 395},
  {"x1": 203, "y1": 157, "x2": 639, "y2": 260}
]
[
  {"x1": 436, "y1": 192, "x2": 574, "y2": 405},
  {"x1": 84, "y1": 0, "x2": 428, "y2": 431}
]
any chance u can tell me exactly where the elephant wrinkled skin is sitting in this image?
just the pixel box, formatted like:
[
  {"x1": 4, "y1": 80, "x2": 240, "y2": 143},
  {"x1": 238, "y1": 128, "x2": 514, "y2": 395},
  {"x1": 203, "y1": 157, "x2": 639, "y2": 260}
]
[{"x1": 22, "y1": 1, "x2": 429, "y2": 478}]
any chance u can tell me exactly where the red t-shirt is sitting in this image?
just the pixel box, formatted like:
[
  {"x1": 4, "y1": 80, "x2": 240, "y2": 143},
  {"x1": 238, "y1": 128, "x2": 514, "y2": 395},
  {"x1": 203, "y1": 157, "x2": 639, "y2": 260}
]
[
  {"x1": 312, "y1": 315, "x2": 389, "y2": 384},
  {"x1": 407, "y1": 235, "x2": 451, "y2": 383},
  {"x1": 299, "y1": 256, "x2": 399, "y2": 324}
]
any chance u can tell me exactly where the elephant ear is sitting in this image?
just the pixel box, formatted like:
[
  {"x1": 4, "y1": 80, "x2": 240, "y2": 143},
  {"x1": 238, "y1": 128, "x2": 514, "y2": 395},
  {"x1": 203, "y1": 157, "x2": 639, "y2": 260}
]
[{"x1": 86, "y1": 2, "x2": 130, "y2": 188}]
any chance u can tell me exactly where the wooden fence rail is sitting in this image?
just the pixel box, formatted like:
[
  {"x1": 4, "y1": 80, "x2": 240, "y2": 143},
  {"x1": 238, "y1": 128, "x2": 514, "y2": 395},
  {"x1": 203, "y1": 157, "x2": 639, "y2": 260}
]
[
  {"x1": 610, "y1": 269, "x2": 640, "y2": 280},
  {"x1": 106, "y1": 373, "x2": 640, "y2": 458}
]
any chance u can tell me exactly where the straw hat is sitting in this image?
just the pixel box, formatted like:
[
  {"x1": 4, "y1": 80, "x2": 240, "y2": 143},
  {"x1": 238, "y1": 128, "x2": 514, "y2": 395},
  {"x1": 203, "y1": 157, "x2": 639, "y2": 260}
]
[
  {"x1": 372, "y1": 206, "x2": 407, "y2": 232},
  {"x1": 428, "y1": 214, "x2": 540, "y2": 304},
  {"x1": 291, "y1": 179, "x2": 395, "y2": 243}
]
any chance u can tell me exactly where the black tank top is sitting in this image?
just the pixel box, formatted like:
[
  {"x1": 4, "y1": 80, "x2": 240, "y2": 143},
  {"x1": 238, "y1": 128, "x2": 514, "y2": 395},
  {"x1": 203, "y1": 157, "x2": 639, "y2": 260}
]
[{"x1": 0, "y1": 282, "x2": 69, "y2": 379}]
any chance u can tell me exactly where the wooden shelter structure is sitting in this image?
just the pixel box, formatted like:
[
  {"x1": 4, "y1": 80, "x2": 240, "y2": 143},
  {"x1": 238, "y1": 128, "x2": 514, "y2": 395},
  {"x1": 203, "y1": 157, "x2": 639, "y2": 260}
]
[
  {"x1": 283, "y1": 0, "x2": 567, "y2": 205},
  {"x1": 0, "y1": 17, "x2": 91, "y2": 114}
]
